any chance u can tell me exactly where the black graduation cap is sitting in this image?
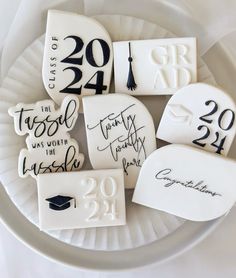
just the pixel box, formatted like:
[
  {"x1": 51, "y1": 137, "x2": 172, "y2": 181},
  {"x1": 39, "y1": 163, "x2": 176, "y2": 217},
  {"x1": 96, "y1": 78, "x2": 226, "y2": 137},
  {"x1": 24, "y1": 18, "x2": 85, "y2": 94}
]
[{"x1": 45, "y1": 195, "x2": 76, "y2": 211}]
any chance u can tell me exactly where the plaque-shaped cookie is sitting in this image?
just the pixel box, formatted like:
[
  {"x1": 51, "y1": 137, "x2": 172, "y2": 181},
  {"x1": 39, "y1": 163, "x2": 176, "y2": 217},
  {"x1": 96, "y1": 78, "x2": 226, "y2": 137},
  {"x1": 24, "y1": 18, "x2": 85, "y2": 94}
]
[
  {"x1": 42, "y1": 10, "x2": 113, "y2": 109},
  {"x1": 113, "y1": 38, "x2": 197, "y2": 95},
  {"x1": 8, "y1": 95, "x2": 84, "y2": 179},
  {"x1": 83, "y1": 94, "x2": 157, "y2": 189},
  {"x1": 133, "y1": 144, "x2": 236, "y2": 221},
  {"x1": 156, "y1": 83, "x2": 236, "y2": 155},
  {"x1": 38, "y1": 169, "x2": 126, "y2": 230}
]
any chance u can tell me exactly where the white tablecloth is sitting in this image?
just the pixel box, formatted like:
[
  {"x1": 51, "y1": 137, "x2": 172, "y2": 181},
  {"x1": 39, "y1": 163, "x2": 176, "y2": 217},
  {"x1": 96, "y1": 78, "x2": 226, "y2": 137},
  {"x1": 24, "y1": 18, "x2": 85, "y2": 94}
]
[{"x1": 1, "y1": 1, "x2": 236, "y2": 277}]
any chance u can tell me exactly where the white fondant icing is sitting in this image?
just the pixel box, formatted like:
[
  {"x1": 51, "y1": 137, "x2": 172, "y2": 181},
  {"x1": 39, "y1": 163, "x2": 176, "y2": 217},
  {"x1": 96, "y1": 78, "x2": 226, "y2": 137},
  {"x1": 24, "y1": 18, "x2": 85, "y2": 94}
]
[
  {"x1": 8, "y1": 95, "x2": 84, "y2": 178},
  {"x1": 157, "y1": 83, "x2": 236, "y2": 155},
  {"x1": 42, "y1": 10, "x2": 113, "y2": 110},
  {"x1": 113, "y1": 38, "x2": 197, "y2": 95},
  {"x1": 132, "y1": 144, "x2": 236, "y2": 221},
  {"x1": 37, "y1": 169, "x2": 126, "y2": 230},
  {"x1": 82, "y1": 94, "x2": 157, "y2": 189}
]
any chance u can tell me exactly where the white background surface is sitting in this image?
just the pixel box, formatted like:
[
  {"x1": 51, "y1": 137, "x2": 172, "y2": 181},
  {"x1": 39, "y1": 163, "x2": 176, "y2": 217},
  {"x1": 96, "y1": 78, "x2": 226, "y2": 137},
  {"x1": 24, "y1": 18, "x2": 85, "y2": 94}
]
[{"x1": 1, "y1": 0, "x2": 236, "y2": 277}]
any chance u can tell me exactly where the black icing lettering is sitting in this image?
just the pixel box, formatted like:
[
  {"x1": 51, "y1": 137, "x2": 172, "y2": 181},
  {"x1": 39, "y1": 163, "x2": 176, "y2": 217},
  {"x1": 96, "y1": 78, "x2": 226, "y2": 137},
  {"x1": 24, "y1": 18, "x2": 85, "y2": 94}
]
[
  {"x1": 61, "y1": 35, "x2": 84, "y2": 65},
  {"x1": 155, "y1": 168, "x2": 222, "y2": 197},
  {"x1": 87, "y1": 104, "x2": 136, "y2": 139},
  {"x1": 14, "y1": 108, "x2": 34, "y2": 132},
  {"x1": 122, "y1": 157, "x2": 141, "y2": 176},
  {"x1": 84, "y1": 71, "x2": 107, "y2": 94},
  {"x1": 192, "y1": 125, "x2": 210, "y2": 148},
  {"x1": 48, "y1": 83, "x2": 55, "y2": 89},
  {"x1": 85, "y1": 39, "x2": 110, "y2": 67},
  {"x1": 199, "y1": 100, "x2": 218, "y2": 124},
  {"x1": 51, "y1": 44, "x2": 58, "y2": 50},
  {"x1": 218, "y1": 109, "x2": 235, "y2": 131},
  {"x1": 59, "y1": 66, "x2": 82, "y2": 94},
  {"x1": 22, "y1": 145, "x2": 81, "y2": 176},
  {"x1": 14, "y1": 100, "x2": 77, "y2": 138},
  {"x1": 60, "y1": 99, "x2": 77, "y2": 129},
  {"x1": 87, "y1": 104, "x2": 146, "y2": 175}
]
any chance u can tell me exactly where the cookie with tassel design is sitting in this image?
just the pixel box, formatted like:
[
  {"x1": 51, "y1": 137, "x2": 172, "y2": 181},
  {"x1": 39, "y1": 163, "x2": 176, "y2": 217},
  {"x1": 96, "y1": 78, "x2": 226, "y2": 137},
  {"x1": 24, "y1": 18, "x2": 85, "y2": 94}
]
[{"x1": 113, "y1": 38, "x2": 197, "y2": 95}]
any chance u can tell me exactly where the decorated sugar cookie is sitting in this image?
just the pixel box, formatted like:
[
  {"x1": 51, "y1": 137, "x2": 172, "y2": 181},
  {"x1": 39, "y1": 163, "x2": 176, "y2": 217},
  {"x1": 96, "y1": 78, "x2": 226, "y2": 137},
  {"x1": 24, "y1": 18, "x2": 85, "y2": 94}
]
[
  {"x1": 8, "y1": 95, "x2": 84, "y2": 179},
  {"x1": 83, "y1": 94, "x2": 157, "y2": 189},
  {"x1": 42, "y1": 10, "x2": 113, "y2": 109},
  {"x1": 132, "y1": 144, "x2": 236, "y2": 221},
  {"x1": 156, "y1": 83, "x2": 236, "y2": 155},
  {"x1": 113, "y1": 38, "x2": 197, "y2": 95},
  {"x1": 38, "y1": 169, "x2": 126, "y2": 230}
]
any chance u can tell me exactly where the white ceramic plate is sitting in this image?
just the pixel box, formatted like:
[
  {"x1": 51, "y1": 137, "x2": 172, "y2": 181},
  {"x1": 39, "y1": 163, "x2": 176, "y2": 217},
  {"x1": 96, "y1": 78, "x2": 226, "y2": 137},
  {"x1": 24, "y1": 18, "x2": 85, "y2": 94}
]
[{"x1": 0, "y1": 14, "x2": 232, "y2": 270}]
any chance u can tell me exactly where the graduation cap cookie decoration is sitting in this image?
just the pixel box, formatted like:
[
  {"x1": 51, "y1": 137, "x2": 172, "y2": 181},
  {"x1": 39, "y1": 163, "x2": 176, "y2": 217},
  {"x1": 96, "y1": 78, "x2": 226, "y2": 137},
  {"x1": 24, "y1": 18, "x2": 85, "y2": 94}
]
[
  {"x1": 45, "y1": 195, "x2": 76, "y2": 211},
  {"x1": 38, "y1": 170, "x2": 126, "y2": 230},
  {"x1": 156, "y1": 83, "x2": 236, "y2": 155}
]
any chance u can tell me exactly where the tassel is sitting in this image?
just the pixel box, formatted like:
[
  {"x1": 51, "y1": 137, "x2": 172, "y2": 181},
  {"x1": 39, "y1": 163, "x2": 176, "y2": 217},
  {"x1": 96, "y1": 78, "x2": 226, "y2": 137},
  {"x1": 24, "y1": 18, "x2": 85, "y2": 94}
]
[{"x1": 126, "y1": 42, "x2": 137, "y2": 91}]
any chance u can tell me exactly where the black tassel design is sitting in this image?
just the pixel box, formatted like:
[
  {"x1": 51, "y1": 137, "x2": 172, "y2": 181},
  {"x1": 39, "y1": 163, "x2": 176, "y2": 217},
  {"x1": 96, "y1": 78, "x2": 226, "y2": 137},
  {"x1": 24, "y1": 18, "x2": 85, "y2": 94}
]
[
  {"x1": 73, "y1": 197, "x2": 77, "y2": 208},
  {"x1": 126, "y1": 42, "x2": 137, "y2": 91}
]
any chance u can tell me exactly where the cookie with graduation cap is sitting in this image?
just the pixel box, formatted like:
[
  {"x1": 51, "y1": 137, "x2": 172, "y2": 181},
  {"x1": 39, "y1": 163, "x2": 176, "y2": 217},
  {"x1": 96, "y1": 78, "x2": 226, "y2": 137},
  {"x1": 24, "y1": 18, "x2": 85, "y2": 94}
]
[
  {"x1": 156, "y1": 83, "x2": 236, "y2": 155},
  {"x1": 45, "y1": 195, "x2": 76, "y2": 211},
  {"x1": 38, "y1": 169, "x2": 126, "y2": 230}
]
